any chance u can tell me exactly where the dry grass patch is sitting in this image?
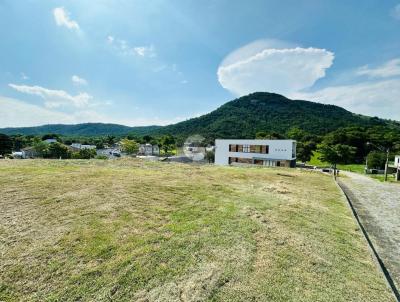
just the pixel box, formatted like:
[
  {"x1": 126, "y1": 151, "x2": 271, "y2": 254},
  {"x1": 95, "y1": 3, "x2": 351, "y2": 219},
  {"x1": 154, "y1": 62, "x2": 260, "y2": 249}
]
[{"x1": 0, "y1": 159, "x2": 394, "y2": 301}]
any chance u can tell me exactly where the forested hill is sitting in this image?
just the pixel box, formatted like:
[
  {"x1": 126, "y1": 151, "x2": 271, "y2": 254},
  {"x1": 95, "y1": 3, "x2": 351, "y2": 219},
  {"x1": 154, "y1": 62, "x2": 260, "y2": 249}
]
[
  {"x1": 0, "y1": 123, "x2": 162, "y2": 136},
  {"x1": 1, "y1": 92, "x2": 397, "y2": 138},
  {"x1": 150, "y1": 92, "x2": 392, "y2": 139}
]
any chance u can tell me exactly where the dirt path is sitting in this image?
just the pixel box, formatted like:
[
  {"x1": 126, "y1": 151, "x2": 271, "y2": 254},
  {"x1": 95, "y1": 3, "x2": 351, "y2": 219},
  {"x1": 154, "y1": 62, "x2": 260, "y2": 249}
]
[{"x1": 338, "y1": 172, "x2": 400, "y2": 292}]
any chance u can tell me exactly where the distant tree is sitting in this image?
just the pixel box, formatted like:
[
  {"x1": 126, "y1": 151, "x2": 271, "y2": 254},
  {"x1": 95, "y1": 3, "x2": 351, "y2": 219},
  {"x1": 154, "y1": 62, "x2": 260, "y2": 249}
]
[
  {"x1": 318, "y1": 143, "x2": 356, "y2": 166},
  {"x1": 94, "y1": 139, "x2": 105, "y2": 149},
  {"x1": 286, "y1": 127, "x2": 308, "y2": 141},
  {"x1": 296, "y1": 141, "x2": 316, "y2": 163},
  {"x1": 71, "y1": 148, "x2": 97, "y2": 159},
  {"x1": 120, "y1": 139, "x2": 139, "y2": 155},
  {"x1": 80, "y1": 148, "x2": 97, "y2": 159},
  {"x1": 160, "y1": 135, "x2": 176, "y2": 154},
  {"x1": 32, "y1": 140, "x2": 49, "y2": 157},
  {"x1": 255, "y1": 131, "x2": 284, "y2": 139},
  {"x1": 42, "y1": 134, "x2": 59, "y2": 141},
  {"x1": 205, "y1": 150, "x2": 215, "y2": 163},
  {"x1": 366, "y1": 151, "x2": 387, "y2": 169},
  {"x1": 0, "y1": 133, "x2": 13, "y2": 155},
  {"x1": 143, "y1": 135, "x2": 153, "y2": 143},
  {"x1": 10, "y1": 134, "x2": 29, "y2": 151},
  {"x1": 106, "y1": 135, "x2": 116, "y2": 146},
  {"x1": 47, "y1": 142, "x2": 70, "y2": 159}
]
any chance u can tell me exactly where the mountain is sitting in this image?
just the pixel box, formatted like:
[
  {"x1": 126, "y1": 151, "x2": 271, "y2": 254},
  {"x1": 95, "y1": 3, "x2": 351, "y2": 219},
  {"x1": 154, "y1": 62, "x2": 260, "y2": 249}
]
[
  {"x1": 153, "y1": 92, "x2": 389, "y2": 139},
  {"x1": 0, "y1": 92, "x2": 397, "y2": 138},
  {"x1": 0, "y1": 123, "x2": 162, "y2": 137}
]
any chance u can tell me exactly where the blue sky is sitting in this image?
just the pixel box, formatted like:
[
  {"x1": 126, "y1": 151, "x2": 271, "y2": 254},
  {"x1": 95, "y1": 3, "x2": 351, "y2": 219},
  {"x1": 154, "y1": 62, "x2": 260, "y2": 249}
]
[{"x1": 1, "y1": 0, "x2": 400, "y2": 127}]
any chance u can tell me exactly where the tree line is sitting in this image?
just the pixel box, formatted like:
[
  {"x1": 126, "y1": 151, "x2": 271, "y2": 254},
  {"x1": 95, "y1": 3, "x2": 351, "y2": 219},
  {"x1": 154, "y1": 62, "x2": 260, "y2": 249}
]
[{"x1": 1, "y1": 124, "x2": 399, "y2": 168}]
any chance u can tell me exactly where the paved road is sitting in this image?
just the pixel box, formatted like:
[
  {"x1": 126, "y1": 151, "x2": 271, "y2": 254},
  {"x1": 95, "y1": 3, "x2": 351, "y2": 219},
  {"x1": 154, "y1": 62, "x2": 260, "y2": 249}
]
[{"x1": 338, "y1": 172, "x2": 400, "y2": 292}]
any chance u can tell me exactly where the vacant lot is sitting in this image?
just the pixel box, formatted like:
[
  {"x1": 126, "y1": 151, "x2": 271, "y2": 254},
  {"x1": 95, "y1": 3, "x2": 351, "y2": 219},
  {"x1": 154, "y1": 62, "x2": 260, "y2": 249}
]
[{"x1": 0, "y1": 159, "x2": 393, "y2": 301}]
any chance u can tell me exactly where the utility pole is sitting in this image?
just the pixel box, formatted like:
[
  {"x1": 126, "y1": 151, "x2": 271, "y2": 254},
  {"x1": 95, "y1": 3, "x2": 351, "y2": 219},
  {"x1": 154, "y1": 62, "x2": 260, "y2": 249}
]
[{"x1": 384, "y1": 148, "x2": 389, "y2": 182}]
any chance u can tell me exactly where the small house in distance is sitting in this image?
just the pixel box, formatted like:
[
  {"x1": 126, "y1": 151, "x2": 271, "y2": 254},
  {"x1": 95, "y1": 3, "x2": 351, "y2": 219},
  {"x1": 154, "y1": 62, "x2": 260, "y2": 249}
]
[
  {"x1": 139, "y1": 144, "x2": 160, "y2": 156},
  {"x1": 71, "y1": 143, "x2": 96, "y2": 150},
  {"x1": 215, "y1": 139, "x2": 296, "y2": 167},
  {"x1": 21, "y1": 147, "x2": 37, "y2": 159}
]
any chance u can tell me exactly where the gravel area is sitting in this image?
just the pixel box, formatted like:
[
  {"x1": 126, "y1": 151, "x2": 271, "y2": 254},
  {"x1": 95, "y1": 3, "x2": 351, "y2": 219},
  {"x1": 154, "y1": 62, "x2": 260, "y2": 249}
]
[{"x1": 338, "y1": 172, "x2": 400, "y2": 291}]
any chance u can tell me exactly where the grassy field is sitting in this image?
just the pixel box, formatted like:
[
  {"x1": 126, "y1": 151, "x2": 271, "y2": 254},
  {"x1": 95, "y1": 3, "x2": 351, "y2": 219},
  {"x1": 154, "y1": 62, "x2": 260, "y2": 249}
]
[{"x1": 0, "y1": 159, "x2": 394, "y2": 301}]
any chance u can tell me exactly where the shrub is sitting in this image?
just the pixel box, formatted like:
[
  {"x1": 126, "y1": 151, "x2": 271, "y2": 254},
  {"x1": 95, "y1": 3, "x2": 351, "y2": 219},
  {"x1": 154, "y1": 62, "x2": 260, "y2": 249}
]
[
  {"x1": 367, "y1": 151, "x2": 387, "y2": 169},
  {"x1": 71, "y1": 149, "x2": 97, "y2": 159}
]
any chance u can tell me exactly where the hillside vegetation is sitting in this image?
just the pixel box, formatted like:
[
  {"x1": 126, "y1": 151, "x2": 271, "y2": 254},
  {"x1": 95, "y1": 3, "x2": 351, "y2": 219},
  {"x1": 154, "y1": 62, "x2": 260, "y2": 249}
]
[
  {"x1": 0, "y1": 159, "x2": 393, "y2": 301},
  {"x1": 1, "y1": 92, "x2": 397, "y2": 140},
  {"x1": 0, "y1": 123, "x2": 161, "y2": 136},
  {"x1": 153, "y1": 92, "x2": 390, "y2": 139}
]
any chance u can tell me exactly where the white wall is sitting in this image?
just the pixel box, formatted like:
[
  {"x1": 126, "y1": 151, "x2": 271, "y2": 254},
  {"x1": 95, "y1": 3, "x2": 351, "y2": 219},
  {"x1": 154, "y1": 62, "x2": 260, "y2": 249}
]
[
  {"x1": 215, "y1": 139, "x2": 296, "y2": 166},
  {"x1": 395, "y1": 155, "x2": 400, "y2": 167}
]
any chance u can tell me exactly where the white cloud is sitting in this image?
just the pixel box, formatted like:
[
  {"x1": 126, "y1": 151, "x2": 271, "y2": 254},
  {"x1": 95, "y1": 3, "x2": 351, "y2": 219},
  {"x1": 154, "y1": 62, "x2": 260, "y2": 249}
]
[
  {"x1": 356, "y1": 58, "x2": 400, "y2": 78},
  {"x1": 53, "y1": 7, "x2": 80, "y2": 31},
  {"x1": 107, "y1": 35, "x2": 157, "y2": 58},
  {"x1": 9, "y1": 84, "x2": 92, "y2": 108},
  {"x1": 0, "y1": 96, "x2": 188, "y2": 128},
  {"x1": 20, "y1": 72, "x2": 29, "y2": 80},
  {"x1": 391, "y1": 4, "x2": 400, "y2": 20},
  {"x1": 72, "y1": 75, "x2": 88, "y2": 86},
  {"x1": 133, "y1": 45, "x2": 156, "y2": 57},
  {"x1": 217, "y1": 43, "x2": 334, "y2": 96},
  {"x1": 0, "y1": 96, "x2": 76, "y2": 127},
  {"x1": 107, "y1": 35, "x2": 114, "y2": 44},
  {"x1": 292, "y1": 78, "x2": 400, "y2": 120}
]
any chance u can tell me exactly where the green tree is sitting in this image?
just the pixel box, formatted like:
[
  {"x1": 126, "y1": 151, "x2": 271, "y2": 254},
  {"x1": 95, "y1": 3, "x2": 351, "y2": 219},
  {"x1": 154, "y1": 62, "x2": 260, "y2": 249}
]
[
  {"x1": 41, "y1": 134, "x2": 59, "y2": 141},
  {"x1": 255, "y1": 131, "x2": 284, "y2": 139},
  {"x1": 79, "y1": 148, "x2": 97, "y2": 159},
  {"x1": 296, "y1": 141, "x2": 316, "y2": 163},
  {"x1": 120, "y1": 139, "x2": 139, "y2": 155},
  {"x1": 160, "y1": 135, "x2": 176, "y2": 154},
  {"x1": 47, "y1": 142, "x2": 71, "y2": 159},
  {"x1": 205, "y1": 150, "x2": 215, "y2": 163},
  {"x1": 106, "y1": 135, "x2": 116, "y2": 146},
  {"x1": 0, "y1": 133, "x2": 13, "y2": 155},
  {"x1": 366, "y1": 151, "x2": 387, "y2": 169},
  {"x1": 318, "y1": 143, "x2": 356, "y2": 166},
  {"x1": 287, "y1": 127, "x2": 308, "y2": 141},
  {"x1": 142, "y1": 135, "x2": 153, "y2": 143},
  {"x1": 32, "y1": 140, "x2": 49, "y2": 157}
]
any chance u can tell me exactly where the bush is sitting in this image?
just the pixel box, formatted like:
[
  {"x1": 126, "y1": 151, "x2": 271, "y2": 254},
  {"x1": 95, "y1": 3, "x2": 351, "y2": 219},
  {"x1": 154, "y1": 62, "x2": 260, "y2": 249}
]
[
  {"x1": 95, "y1": 155, "x2": 108, "y2": 160},
  {"x1": 46, "y1": 142, "x2": 71, "y2": 159},
  {"x1": 367, "y1": 151, "x2": 387, "y2": 169},
  {"x1": 71, "y1": 148, "x2": 97, "y2": 159}
]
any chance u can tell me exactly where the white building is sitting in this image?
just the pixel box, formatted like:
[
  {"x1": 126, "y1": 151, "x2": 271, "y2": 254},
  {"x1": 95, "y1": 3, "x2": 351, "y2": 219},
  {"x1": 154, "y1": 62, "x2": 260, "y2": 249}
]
[
  {"x1": 395, "y1": 155, "x2": 400, "y2": 168},
  {"x1": 215, "y1": 139, "x2": 296, "y2": 167},
  {"x1": 11, "y1": 151, "x2": 24, "y2": 159},
  {"x1": 139, "y1": 144, "x2": 160, "y2": 156},
  {"x1": 71, "y1": 143, "x2": 96, "y2": 150}
]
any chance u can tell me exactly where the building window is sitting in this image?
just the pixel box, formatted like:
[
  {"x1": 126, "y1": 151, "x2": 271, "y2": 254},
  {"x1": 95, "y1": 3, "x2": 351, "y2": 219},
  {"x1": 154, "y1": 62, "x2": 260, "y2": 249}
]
[
  {"x1": 229, "y1": 157, "x2": 252, "y2": 164},
  {"x1": 292, "y1": 142, "x2": 296, "y2": 158},
  {"x1": 229, "y1": 144, "x2": 269, "y2": 154}
]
